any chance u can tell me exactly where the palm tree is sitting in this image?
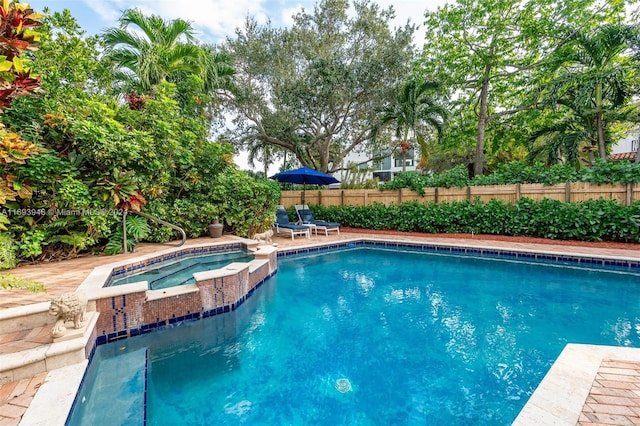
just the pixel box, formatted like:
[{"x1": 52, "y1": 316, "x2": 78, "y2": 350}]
[
  {"x1": 545, "y1": 24, "x2": 637, "y2": 161},
  {"x1": 102, "y1": 9, "x2": 203, "y2": 95},
  {"x1": 379, "y1": 78, "x2": 446, "y2": 171},
  {"x1": 530, "y1": 84, "x2": 637, "y2": 166}
]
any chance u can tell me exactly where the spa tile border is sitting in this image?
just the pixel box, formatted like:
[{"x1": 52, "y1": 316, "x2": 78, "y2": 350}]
[
  {"x1": 95, "y1": 270, "x2": 276, "y2": 345},
  {"x1": 107, "y1": 242, "x2": 246, "y2": 283}
]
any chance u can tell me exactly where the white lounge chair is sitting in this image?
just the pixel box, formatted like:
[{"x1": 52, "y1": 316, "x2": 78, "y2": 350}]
[{"x1": 294, "y1": 205, "x2": 340, "y2": 236}]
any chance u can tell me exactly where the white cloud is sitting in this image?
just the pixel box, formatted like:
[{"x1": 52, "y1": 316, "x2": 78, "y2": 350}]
[
  {"x1": 281, "y1": 4, "x2": 304, "y2": 27},
  {"x1": 76, "y1": 0, "x2": 448, "y2": 45},
  {"x1": 82, "y1": 0, "x2": 271, "y2": 43}
]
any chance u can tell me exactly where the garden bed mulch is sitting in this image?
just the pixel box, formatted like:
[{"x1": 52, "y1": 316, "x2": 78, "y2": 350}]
[{"x1": 341, "y1": 227, "x2": 640, "y2": 251}]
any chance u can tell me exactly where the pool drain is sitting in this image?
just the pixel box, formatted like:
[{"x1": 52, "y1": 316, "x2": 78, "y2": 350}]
[{"x1": 335, "y1": 378, "x2": 352, "y2": 393}]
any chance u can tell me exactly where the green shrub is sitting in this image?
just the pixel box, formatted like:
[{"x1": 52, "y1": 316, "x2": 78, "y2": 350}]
[
  {"x1": 104, "y1": 215, "x2": 151, "y2": 255},
  {"x1": 0, "y1": 233, "x2": 17, "y2": 269},
  {"x1": 381, "y1": 160, "x2": 640, "y2": 193},
  {"x1": 311, "y1": 198, "x2": 640, "y2": 243},
  {"x1": 0, "y1": 274, "x2": 46, "y2": 292},
  {"x1": 211, "y1": 171, "x2": 281, "y2": 237}
]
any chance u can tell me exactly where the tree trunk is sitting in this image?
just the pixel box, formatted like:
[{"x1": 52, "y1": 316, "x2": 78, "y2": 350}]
[
  {"x1": 262, "y1": 146, "x2": 269, "y2": 177},
  {"x1": 474, "y1": 73, "x2": 491, "y2": 177},
  {"x1": 595, "y1": 82, "x2": 607, "y2": 161}
]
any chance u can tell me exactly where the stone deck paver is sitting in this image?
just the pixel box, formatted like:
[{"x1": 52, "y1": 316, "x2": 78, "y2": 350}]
[{"x1": 0, "y1": 231, "x2": 639, "y2": 425}]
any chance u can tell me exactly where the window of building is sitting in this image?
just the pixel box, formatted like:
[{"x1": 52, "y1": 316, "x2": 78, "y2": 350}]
[{"x1": 394, "y1": 158, "x2": 414, "y2": 167}]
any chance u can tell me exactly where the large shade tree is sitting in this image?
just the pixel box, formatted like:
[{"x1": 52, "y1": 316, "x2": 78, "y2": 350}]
[
  {"x1": 419, "y1": 0, "x2": 629, "y2": 176},
  {"x1": 224, "y1": 0, "x2": 416, "y2": 173}
]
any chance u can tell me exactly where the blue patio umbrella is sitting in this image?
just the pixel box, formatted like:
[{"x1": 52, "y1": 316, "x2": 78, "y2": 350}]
[{"x1": 270, "y1": 167, "x2": 340, "y2": 204}]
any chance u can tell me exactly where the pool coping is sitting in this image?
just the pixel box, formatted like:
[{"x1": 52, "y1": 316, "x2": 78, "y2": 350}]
[
  {"x1": 513, "y1": 344, "x2": 640, "y2": 425},
  {"x1": 18, "y1": 236, "x2": 640, "y2": 426}
]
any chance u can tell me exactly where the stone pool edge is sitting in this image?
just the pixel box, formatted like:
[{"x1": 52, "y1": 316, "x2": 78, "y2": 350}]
[
  {"x1": 513, "y1": 344, "x2": 640, "y2": 425},
  {"x1": 19, "y1": 236, "x2": 640, "y2": 426}
]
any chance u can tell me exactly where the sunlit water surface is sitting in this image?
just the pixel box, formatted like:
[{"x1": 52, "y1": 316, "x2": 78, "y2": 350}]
[{"x1": 68, "y1": 247, "x2": 640, "y2": 425}]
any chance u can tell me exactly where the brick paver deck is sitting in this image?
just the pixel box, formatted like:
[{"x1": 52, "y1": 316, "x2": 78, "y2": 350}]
[
  {"x1": 578, "y1": 360, "x2": 640, "y2": 425},
  {"x1": 0, "y1": 373, "x2": 47, "y2": 426}
]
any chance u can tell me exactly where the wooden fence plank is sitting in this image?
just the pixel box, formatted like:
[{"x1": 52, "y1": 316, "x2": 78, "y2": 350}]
[
  {"x1": 437, "y1": 187, "x2": 468, "y2": 203},
  {"x1": 569, "y1": 182, "x2": 626, "y2": 204},
  {"x1": 470, "y1": 185, "x2": 518, "y2": 203},
  {"x1": 519, "y1": 183, "x2": 566, "y2": 202},
  {"x1": 280, "y1": 182, "x2": 638, "y2": 207}
]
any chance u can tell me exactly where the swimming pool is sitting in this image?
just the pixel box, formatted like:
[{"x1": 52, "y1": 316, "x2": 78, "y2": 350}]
[
  {"x1": 67, "y1": 245, "x2": 640, "y2": 425},
  {"x1": 107, "y1": 251, "x2": 254, "y2": 289}
]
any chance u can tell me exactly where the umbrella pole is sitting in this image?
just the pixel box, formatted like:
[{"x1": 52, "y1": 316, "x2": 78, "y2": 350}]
[{"x1": 302, "y1": 184, "x2": 305, "y2": 205}]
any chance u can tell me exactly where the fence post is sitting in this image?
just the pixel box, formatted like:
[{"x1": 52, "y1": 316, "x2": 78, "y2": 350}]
[
  {"x1": 398, "y1": 189, "x2": 402, "y2": 204},
  {"x1": 516, "y1": 183, "x2": 521, "y2": 201},
  {"x1": 627, "y1": 183, "x2": 633, "y2": 206},
  {"x1": 319, "y1": 190, "x2": 322, "y2": 206},
  {"x1": 435, "y1": 187, "x2": 439, "y2": 204},
  {"x1": 364, "y1": 190, "x2": 368, "y2": 206},
  {"x1": 341, "y1": 190, "x2": 344, "y2": 207},
  {"x1": 466, "y1": 186, "x2": 471, "y2": 201},
  {"x1": 565, "y1": 182, "x2": 571, "y2": 203}
]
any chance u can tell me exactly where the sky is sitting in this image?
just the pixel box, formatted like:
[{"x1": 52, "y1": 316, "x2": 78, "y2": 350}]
[{"x1": 26, "y1": 0, "x2": 448, "y2": 173}]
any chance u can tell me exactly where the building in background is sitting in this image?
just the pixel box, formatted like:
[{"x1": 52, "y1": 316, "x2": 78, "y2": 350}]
[
  {"x1": 335, "y1": 148, "x2": 417, "y2": 185},
  {"x1": 611, "y1": 130, "x2": 639, "y2": 162}
]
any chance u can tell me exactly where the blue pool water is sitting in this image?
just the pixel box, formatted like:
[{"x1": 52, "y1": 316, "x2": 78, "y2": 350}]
[
  {"x1": 68, "y1": 247, "x2": 640, "y2": 425},
  {"x1": 107, "y1": 251, "x2": 254, "y2": 289}
]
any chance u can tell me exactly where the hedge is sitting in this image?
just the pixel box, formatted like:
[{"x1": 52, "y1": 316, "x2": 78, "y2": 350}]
[{"x1": 307, "y1": 198, "x2": 640, "y2": 243}]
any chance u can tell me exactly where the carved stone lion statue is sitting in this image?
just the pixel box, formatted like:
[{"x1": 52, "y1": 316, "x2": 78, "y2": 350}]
[
  {"x1": 49, "y1": 292, "x2": 88, "y2": 338},
  {"x1": 252, "y1": 229, "x2": 273, "y2": 244}
]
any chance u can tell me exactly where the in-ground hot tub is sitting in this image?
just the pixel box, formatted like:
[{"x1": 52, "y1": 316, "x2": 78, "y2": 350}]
[{"x1": 106, "y1": 250, "x2": 255, "y2": 289}]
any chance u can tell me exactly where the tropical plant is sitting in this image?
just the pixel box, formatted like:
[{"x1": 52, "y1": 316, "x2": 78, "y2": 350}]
[
  {"x1": 527, "y1": 93, "x2": 599, "y2": 166},
  {"x1": 102, "y1": 8, "x2": 203, "y2": 95},
  {"x1": 209, "y1": 170, "x2": 281, "y2": 237},
  {"x1": 378, "y1": 77, "x2": 447, "y2": 171},
  {"x1": 104, "y1": 214, "x2": 150, "y2": 255},
  {"x1": 542, "y1": 23, "x2": 638, "y2": 162},
  {"x1": 0, "y1": 0, "x2": 43, "y2": 108}
]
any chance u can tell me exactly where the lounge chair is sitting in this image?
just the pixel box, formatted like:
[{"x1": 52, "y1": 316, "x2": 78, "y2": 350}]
[
  {"x1": 294, "y1": 205, "x2": 340, "y2": 236},
  {"x1": 273, "y1": 206, "x2": 311, "y2": 240}
]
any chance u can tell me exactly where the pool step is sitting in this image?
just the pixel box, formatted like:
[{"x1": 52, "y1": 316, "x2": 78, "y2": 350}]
[
  {"x1": 0, "y1": 309, "x2": 99, "y2": 385},
  {"x1": 0, "y1": 301, "x2": 53, "y2": 335}
]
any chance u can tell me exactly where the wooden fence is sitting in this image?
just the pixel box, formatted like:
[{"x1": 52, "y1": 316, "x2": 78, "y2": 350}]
[{"x1": 279, "y1": 182, "x2": 640, "y2": 208}]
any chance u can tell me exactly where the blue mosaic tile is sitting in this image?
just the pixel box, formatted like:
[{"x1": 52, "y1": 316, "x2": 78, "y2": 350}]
[{"x1": 143, "y1": 352, "x2": 148, "y2": 425}]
